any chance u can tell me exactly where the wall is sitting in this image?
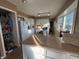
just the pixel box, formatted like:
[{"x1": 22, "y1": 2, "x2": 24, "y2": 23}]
[
  {"x1": 56, "y1": 0, "x2": 74, "y2": 17},
  {"x1": 54, "y1": 20, "x2": 60, "y2": 37},
  {"x1": 63, "y1": 33, "x2": 79, "y2": 47},
  {"x1": 19, "y1": 17, "x2": 34, "y2": 41},
  {"x1": 36, "y1": 18, "x2": 49, "y2": 25},
  {"x1": 74, "y1": 0, "x2": 79, "y2": 34},
  {"x1": 36, "y1": 18, "x2": 50, "y2": 34}
]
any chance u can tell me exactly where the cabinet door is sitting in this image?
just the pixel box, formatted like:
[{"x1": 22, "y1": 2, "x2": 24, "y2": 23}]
[
  {"x1": 69, "y1": 56, "x2": 79, "y2": 59},
  {"x1": 22, "y1": 45, "x2": 45, "y2": 59},
  {"x1": 47, "y1": 49, "x2": 67, "y2": 59}
]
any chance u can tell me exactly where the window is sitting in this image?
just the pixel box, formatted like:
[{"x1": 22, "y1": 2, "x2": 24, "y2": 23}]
[
  {"x1": 57, "y1": 10, "x2": 76, "y2": 33},
  {"x1": 64, "y1": 11, "x2": 75, "y2": 32},
  {"x1": 56, "y1": 0, "x2": 78, "y2": 34},
  {"x1": 58, "y1": 17, "x2": 64, "y2": 26},
  {"x1": 57, "y1": 16, "x2": 64, "y2": 31}
]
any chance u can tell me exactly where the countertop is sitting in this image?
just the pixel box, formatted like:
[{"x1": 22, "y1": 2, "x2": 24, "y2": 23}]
[{"x1": 23, "y1": 34, "x2": 79, "y2": 54}]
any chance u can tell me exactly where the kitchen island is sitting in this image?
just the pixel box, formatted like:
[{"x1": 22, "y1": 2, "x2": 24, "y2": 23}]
[{"x1": 22, "y1": 34, "x2": 79, "y2": 59}]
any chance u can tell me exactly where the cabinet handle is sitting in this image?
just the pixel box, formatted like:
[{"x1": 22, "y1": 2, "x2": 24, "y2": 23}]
[{"x1": 46, "y1": 56, "x2": 56, "y2": 59}]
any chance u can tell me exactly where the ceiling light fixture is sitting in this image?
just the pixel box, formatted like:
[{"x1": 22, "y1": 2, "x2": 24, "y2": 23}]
[
  {"x1": 38, "y1": 14, "x2": 41, "y2": 16},
  {"x1": 47, "y1": 13, "x2": 50, "y2": 16},
  {"x1": 38, "y1": 12, "x2": 51, "y2": 16},
  {"x1": 22, "y1": 0, "x2": 26, "y2": 3}
]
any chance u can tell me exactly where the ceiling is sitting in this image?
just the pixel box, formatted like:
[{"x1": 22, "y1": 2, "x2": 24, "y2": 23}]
[{"x1": 7, "y1": 0, "x2": 68, "y2": 18}]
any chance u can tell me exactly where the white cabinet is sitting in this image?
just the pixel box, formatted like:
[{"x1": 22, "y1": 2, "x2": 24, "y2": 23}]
[
  {"x1": 46, "y1": 49, "x2": 68, "y2": 59},
  {"x1": 69, "y1": 55, "x2": 79, "y2": 59},
  {"x1": 22, "y1": 45, "x2": 79, "y2": 59},
  {"x1": 22, "y1": 45, "x2": 45, "y2": 59},
  {"x1": 47, "y1": 57, "x2": 56, "y2": 59}
]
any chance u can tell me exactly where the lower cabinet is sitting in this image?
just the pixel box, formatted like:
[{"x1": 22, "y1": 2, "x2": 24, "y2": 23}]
[
  {"x1": 46, "y1": 49, "x2": 68, "y2": 59},
  {"x1": 46, "y1": 48, "x2": 79, "y2": 59},
  {"x1": 69, "y1": 55, "x2": 79, "y2": 59},
  {"x1": 22, "y1": 45, "x2": 45, "y2": 59}
]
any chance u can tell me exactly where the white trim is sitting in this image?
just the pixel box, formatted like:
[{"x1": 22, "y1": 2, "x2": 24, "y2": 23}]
[
  {"x1": 0, "y1": 55, "x2": 6, "y2": 59},
  {"x1": 63, "y1": 15, "x2": 66, "y2": 31},
  {"x1": 0, "y1": 6, "x2": 16, "y2": 13},
  {"x1": 0, "y1": 19, "x2": 6, "y2": 59},
  {"x1": 71, "y1": 8, "x2": 77, "y2": 34},
  {"x1": 0, "y1": 6, "x2": 17, "y2": 58},
  {"x1": 15, "y1": 13, "x2": 21, "y2": 47}
]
